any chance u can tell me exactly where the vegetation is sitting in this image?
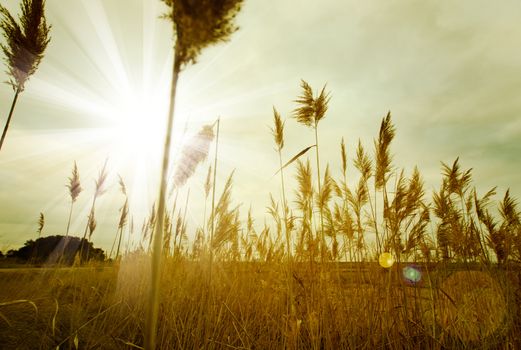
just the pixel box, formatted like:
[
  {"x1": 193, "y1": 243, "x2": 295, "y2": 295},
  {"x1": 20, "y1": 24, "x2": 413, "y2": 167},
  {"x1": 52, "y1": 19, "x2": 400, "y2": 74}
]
[
  {"x1": 0, "y1": 1, "x2": 519, "y2": 349},
  {"x1": 1, "y1": 96, "x2": 519, "y2": 348},
  {"x1": 4, "y1": 235, "x2": 105, "y2": 265},
  {"x1": 0, "y1": 0, "x2": 51, "y2": 152},
  {"x1": 147, "y1": 1, "x2": 243, "y2": 348}
]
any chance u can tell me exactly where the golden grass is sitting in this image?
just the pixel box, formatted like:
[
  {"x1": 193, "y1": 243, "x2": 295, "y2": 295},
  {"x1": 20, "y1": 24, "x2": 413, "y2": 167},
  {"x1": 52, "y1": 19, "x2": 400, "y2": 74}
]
[
  {"x1": 2, "y1": 81, "x2": 520, "y2": 349},
  {"x1": 0, "y1": 259, "x2": 519, "y2": 349}
]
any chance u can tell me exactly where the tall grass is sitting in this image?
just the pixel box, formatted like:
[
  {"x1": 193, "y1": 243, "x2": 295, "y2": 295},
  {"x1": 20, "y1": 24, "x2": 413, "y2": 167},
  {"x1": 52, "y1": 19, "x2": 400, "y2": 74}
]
[
  {"x1": 79, "y1": 160, "x2": 108, "y2": 263},
  {"x1": 293, "y1": 80, "x2": 331, "y2": 261},
  {"x1": 65, "y1": 162, "x2": 82, "y2": 239},
  {"x1": 0, "y1": 0, "x2": 51, "y2": 152},
  {"x1": 4, "y1": 107, "x2": 521, "y2": 349},
  {"x1": 3, "y1": 70, "x2": 521, "y2": 350},
  {"x1": 147, "y1": 1, "x2": 243, "y2": 347}
]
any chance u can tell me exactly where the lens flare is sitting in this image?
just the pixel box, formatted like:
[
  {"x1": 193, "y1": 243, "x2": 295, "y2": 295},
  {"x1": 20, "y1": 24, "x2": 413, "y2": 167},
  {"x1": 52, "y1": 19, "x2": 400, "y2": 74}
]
[
  {"x1": 378, "y1": 252, "x2": 394, "y2": 268},
  {"x1": 402, "y1": 265, "x2": 421, "y2": 283}
]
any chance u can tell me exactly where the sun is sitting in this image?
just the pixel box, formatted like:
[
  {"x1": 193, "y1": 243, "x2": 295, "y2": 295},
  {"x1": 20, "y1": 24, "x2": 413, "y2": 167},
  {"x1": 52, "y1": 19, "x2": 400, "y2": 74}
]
[{"x1": 107, "y1": 91, "x2": 168, "y2": 162}]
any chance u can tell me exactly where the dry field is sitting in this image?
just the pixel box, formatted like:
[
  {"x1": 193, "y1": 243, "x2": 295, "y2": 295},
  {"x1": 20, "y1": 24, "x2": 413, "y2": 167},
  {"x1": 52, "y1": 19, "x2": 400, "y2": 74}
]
[{"x1": 1, "y1": 258, "x2": 520, "y2": 349}]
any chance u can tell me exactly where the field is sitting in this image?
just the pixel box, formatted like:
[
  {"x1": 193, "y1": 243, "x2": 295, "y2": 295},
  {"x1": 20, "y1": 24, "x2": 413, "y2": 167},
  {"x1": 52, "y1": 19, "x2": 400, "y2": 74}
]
[
  {"x1": 1, "y1": 1, "x2": 521, "y2": 349},
  {"x1": 1, "y1": 259, "x2": 520, "y2": 349}
]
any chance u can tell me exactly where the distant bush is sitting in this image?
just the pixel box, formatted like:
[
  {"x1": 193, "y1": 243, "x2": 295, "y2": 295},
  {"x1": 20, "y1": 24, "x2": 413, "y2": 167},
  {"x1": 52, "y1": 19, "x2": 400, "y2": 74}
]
[{"x1": 6, "y1": 235, "x2": 105, "y2": 265}]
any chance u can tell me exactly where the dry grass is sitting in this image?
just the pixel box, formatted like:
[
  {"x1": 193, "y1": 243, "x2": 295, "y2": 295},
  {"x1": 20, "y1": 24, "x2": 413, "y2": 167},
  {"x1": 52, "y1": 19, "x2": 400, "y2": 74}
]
[
  {"x1": 0, "y1": 259, "x2": 519, "y2": 349},
  {"x1": 2, "y1": 81, "x2": 521, "y2": 349}
]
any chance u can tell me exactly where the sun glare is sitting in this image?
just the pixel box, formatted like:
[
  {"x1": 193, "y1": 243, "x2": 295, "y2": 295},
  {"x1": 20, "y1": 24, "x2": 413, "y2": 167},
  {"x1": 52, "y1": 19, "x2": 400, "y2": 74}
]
[{"x1": 109, "y1": 92, "x2": 167, "y2": 161}]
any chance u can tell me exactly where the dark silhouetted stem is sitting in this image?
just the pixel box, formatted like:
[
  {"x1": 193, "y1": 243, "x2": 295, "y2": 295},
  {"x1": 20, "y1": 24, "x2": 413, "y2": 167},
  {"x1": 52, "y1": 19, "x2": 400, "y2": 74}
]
[
  {"x1": 314, "y1": 122, "x2": 325, "y2": 262},
  {"x1": 210, "y1": 117, "x2": 220, "y2": 251},
  {"x1": 65, "y1": 201, "x2": 74, "y2": 238},
  {"x1": 116, "y1": 226, "x2": 124, "y2": 260},
  {"x1": 0, "y1": 88, "x2": 21, "y2": 152},
  {"x1": 79, "y1": 196, "x2": 97, "y2": 264},
  {"x1": 59, "y1": 200, "x2": 74, "y2": 263},
  {"x1": 145, "y1": 52, "x2": 181, "y2": 350},
  {"x1": 278, "y1": 150, "x2": 291, "y2": 260}
]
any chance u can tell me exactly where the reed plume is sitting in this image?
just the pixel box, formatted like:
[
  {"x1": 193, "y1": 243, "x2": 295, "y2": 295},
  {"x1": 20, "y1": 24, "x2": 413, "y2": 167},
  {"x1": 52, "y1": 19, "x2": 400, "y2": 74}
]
[
  {"x1": 441, "y1": 157, "x2": 473, "y2": 198},
  {"x1": 80, "y1": 160, "x2": 108, "y2": 262},
  {"x1": 374, "y1": 112, "x2": 395, "y2": 189},
  {"x1": 161, "y1": 0, "x2": 243, "y2": 66},
  {"x1": 293, "y1": 80, "x2": 331, "y2": 260},
  {"x1": 499, "y1": 189, "x2": 519, "y2": 227},
  {"x1": 0, "y1": 0, "x2": 51, "y2": 151},
  {"x1": 204, "y1": 165, "x2": 212, "y2": 199},
  {"x1": 318, "y1": 164, "x2": 335, "y2": 258},
  {"x1": 340, "y1": 137, "x2": 347, "y2": 177},
  {"x1": 210, "y1": 171, "x2": 239, "y2": 254},
  {"x1": 65, "y1": 162, "x2": 82, "y2": 238},
  {"x1": 346, "y1": 177, "x2": 369, "y2": 261},
  {"x1": 37, "y1": 212, "x2": 44, "y2": 237},
  {"x1": 336, "y1": 138, "x2": 356, "y2": 261},
  {"x1": 118, "y1": 174, "x2": 127, "y2": 197},
  {"x1": 354, "y1": 140, "x2": 372, "y2": 182},
  {"x1": 272, "y1": 107, "x2": 285, "y2": 150},
  {"x1": 473, "y1": 187, "x2": 496, "y2": 261},
  {"x1": 87, "y1": 211, "x2": 96, "y2": 240},
  {"x1": 271, "y1": 107, "x2": 291, "y2": 259},
  {"x1": 295, "y1": 159, "x2": 314, "y2": 261},
  {"x1": 373, "y1": 112, "x2": 395, "y2": 253},
  {"x1": 173, "y1": 123, "x2": 214, "y2": 188},
  {"x1": 487, "y1": 189, "x2": 520, "y2": 264},
  {"x1": 109, "y1": 176, "x2": 129, "y2": 260},
  {"x1": 433, "y1": 181, "x2": 452, "y2": 260}
]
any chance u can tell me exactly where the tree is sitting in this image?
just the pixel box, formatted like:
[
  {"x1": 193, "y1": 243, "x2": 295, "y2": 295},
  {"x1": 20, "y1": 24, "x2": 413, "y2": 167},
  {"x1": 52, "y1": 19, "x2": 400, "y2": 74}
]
[
  {"x1": 0, "y1": 0, "x2": 51, "y2": 152},
  {"x1": 7, "y1": 235, "x2": 105, "y2": 265},
  {"x1": 146, "y1": 1, "x2": 243, "y2": 348}
]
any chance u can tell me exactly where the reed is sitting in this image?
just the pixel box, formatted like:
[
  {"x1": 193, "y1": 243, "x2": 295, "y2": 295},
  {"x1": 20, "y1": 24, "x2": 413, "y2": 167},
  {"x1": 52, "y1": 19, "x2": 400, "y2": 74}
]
[
  {"x1": 0, "y1": 0, "x2": 50, "y2": 152},
  {"x1": 37, "y1": 212, "x2": 44, "y2": 238},
  {"x1": 271, "y1": 107, "x2": 292, "y2": 261},
  {"x1": 374, "y1": 112, "x2": 395, "y2": 254},
  {"x1": 4, "y1": 65, "x2": 521, "y2": 349},
  {"x1": 79, "y1": 160, "x2": 108, "y2": 263},
  {"x1": 293, "y1": 80, "x2": 331, "y2": 261},
  {"x1": 147, "y1": 2, "x2": 243, "y2": 347},
  {"x1": 65, "y1": 162, "x2": 82, "y2": 238},
  {"x1": 109, "y1": 176, "x2": 128, "y2": 261}
]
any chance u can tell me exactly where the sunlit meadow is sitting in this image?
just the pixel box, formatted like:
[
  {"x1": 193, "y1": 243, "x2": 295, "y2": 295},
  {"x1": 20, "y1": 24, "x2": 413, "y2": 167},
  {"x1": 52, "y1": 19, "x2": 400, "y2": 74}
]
[{"x1": 1, "y1": 0, "x2": 520, "y2": 349}]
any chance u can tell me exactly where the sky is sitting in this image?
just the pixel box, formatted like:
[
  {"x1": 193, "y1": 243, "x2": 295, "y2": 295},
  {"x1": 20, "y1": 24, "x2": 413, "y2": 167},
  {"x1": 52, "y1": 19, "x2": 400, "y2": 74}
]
[{"x1": 0, "y1": 0, "x2": 520, "y2": 252}]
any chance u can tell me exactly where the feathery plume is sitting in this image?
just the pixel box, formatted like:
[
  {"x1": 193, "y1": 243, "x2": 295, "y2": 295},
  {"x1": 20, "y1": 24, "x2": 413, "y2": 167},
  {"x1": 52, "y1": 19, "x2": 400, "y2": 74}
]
[
  {"x1": 271, "y1": 107, "x2": 284, "y2": 150},
  {"x1": 340, "y1": 137, "x2": 347, "y2": 176},
  {"x1": 375, "y1": 111, "x2": 395, "y2": 189},
  {"x1": 0, "y1": 0, "x2": 51, "y2": 151},
  {"x1": 161, "y1": 0, "x2": 243, "y2": 66},
  {"x1": 118, "y1": 175, "x2": 127, "y2": 197},
  {"x1": 354, "y1": 140, "x2": 372, "y2": 181},
  {"x1": 94, "y1": 159, "x2": 109, "y2": 197},
  {"x1": 0, "y1": 0, "x2": 51, "y2": 90},
  {"x1": 293, "y1": 80, "x2": 331, "y2": 127},
  {"x1": 173, "y1": 123, "x2": 214, "y2": 188},
  {"x1": 67, "y1": 162, "x2": 82, "y2": 202},
  {"x1": 37, "y1": 212, "x2": 44, "y2": 237},
  {"x1": 204, "y1": 165, "x2": 212, "y2": 199},
  {"x1": 88, "y1": 211, "x2": 96, "y2": 239}
]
